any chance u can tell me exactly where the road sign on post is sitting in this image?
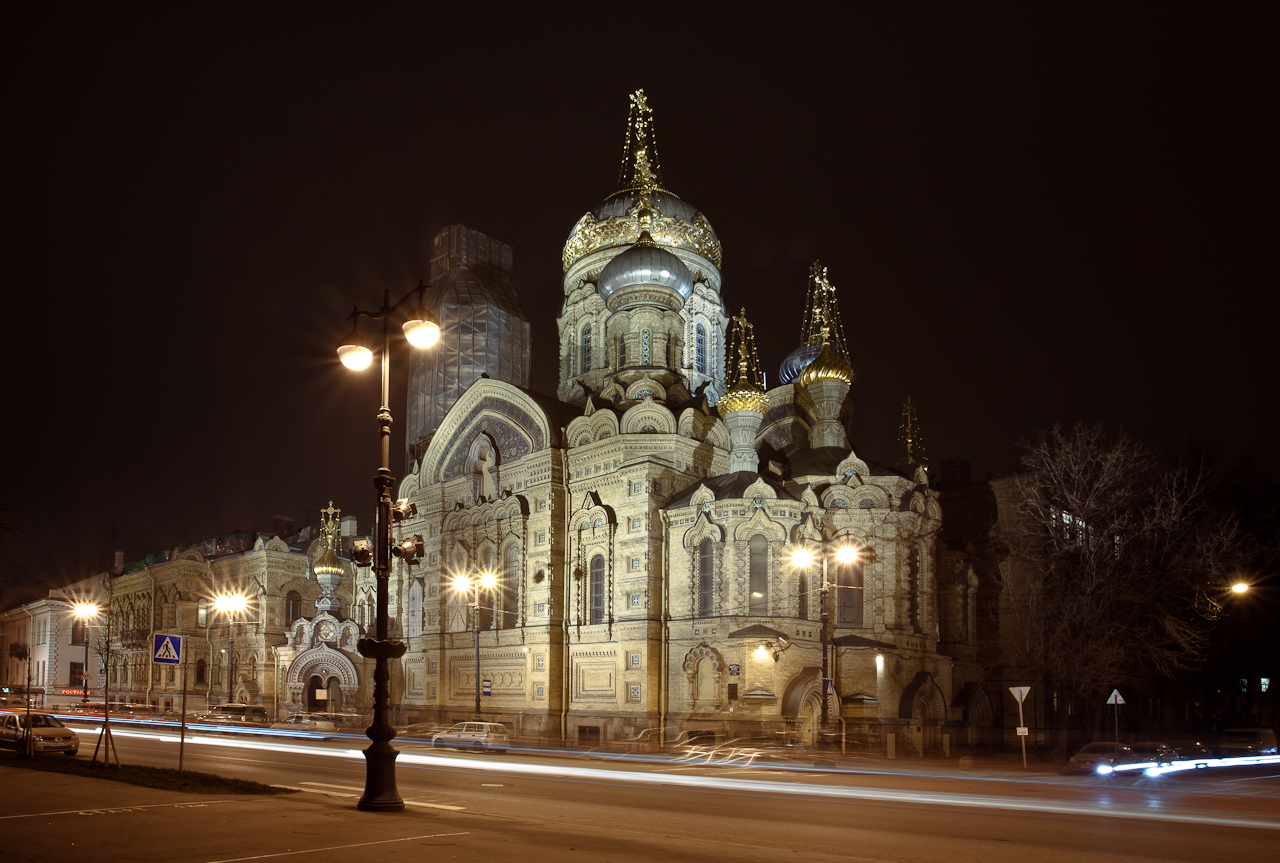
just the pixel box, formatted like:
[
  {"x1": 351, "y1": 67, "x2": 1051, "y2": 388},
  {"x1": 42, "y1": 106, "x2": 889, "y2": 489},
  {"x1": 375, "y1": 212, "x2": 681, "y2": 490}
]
[
  {"x1": 153, "y1": 634, "x2": 182, "y2": 665},
  {"x1": 1009, "y1": 686, "x2": 1031, "y2": 769},
  {"x1": 1108, "y1": 689, "x2": 1125, "y2": 743},
  {"x1": 482, "y1": 679, "x2": 492, "y2": 697}
]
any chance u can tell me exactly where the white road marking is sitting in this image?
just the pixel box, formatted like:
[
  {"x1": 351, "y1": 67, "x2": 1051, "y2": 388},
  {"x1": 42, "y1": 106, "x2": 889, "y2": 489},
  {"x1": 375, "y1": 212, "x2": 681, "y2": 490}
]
[
  {"x1": 204, "y1": 832, "x2": 470, "y2": 862},
  {"x1": 0, "y1": 800, "x2": 234, "y2": 820},
  {"x1": 296, "y1": 782, "x2": 465, "y2": 810}
]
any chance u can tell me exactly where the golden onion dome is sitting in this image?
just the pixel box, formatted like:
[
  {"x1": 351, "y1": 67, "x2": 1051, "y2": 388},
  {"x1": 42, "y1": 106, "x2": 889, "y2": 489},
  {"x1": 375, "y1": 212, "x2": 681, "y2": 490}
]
[
  {"x1": 797, "y1": 340, "x2": 854, "y2": 387},
  {"x1": 718, "y1": 361, "x2": 769, "y2": 416},
  {"x1": 313, "y1": 542, "x2": 345, "y2": 577}
]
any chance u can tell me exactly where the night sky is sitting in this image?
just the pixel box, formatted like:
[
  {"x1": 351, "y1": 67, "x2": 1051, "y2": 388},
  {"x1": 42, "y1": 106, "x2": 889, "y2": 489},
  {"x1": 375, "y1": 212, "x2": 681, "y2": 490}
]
[{"x1": 4, "y1": 7, "x2": 1274, "y2": 592}]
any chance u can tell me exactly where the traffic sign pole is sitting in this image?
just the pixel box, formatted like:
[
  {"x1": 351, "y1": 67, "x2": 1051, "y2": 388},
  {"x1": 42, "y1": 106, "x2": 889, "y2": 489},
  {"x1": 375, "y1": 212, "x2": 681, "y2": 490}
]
[{"x1": 1009, "y1": 686, "x2": 1031, "y2": 769}]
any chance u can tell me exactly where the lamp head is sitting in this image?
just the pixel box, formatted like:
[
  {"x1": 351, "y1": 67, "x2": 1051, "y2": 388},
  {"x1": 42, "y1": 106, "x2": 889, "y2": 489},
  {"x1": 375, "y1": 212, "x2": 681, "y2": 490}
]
[
  {"x1": 791, "y1": 548, "x2": 814, "y2": 568},
  {"x1": 836, "y1": 546, "x2": 858, "y2": 564},
  {"x1": 480, "y1": 572, "x2": 498, "y2": 589},
  {"x1": 337, "y1": 319, "x2": 373, "y2": 371},
  {"x1": 453, "y1": 574, "x2": 472, "y2": 592},
  {"x1": 1232, "y1": 582, "x2": 1249, "y2": 594},
  {"x1": 350, "y1": 539, "x2": 374, "y2": 567},
  {"x1": 402, "y1": 306, "x2": 441, "y2": 348},
  {"x1": 213, "y1": 594, "x2": 248, "y2": 613},
  {"x1": 72, "y1": 602, "x2": 100, "y2": 619}
]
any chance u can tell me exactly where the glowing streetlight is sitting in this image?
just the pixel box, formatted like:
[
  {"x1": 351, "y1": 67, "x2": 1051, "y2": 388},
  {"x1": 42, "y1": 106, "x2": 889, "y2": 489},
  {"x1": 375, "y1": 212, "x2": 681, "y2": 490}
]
[
  {"x1": 454, "y1": 569, "x2": 498, "y2": 721},
  {"x1": 72, "y1": 602, "x2": 100, "y2": 704},
  {"x1": 1231, "y1": 582, "x2": 1249, "y2": 594},
  {"x1": 790, "y1": 540, "x2": 866, "y2": 737},
  {"x1": 336, "y1": 280, "x2": 440, "y2": 813},
  {"x1": 211, "y1": 593, "x2": 249, "y2": 702}
]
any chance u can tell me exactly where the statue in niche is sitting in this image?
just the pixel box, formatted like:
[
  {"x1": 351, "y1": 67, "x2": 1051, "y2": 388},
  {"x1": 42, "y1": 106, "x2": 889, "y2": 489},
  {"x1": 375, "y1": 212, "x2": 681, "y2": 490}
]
[{"x1": 473, "y1": 440, "x2": 497, "y2": 502}]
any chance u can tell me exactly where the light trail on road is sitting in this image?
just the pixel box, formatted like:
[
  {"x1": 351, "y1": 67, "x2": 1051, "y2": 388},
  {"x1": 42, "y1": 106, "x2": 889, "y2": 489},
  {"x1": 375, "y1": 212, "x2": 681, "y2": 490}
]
[{"x1": 102, "y1": 727, "x2": 1280, "y2": 831}]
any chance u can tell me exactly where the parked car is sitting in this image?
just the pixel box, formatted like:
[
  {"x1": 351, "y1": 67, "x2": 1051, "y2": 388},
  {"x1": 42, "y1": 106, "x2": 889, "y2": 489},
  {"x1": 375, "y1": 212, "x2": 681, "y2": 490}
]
[
  {"x1": 1173, "y1": 742, "x2": 1214, "y2": 760},
  {"x1": 1128, "y1": 742, "x2": 1176, "y2": 763},
  {"x1": 0, "y1": 711, "x2": 80, "y2": 756},
  {"x1": 431, "y1": 721, "x2": 510, "y2": 753},
  {"x1": 270, "y1": 713, "x2": 337, "y2": 732},
  {"x1": 1067, "y1": 742, "x2": 1137, "y2": 772},
  {"x1": 399, "y1": 723, "x2": 449, "y2": 740},
  {"x1": 1219, "y1": 728, "x2": 1279, "y2": 757},
  {"x1": 192, "y1": 704, "x2": 271, "y2": 725}
]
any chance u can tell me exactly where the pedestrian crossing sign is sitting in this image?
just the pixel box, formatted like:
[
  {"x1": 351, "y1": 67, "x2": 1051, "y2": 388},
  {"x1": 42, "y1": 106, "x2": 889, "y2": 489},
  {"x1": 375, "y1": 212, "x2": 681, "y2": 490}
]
[{"x1": 153, "y1": 634, "x2": 182, "y2": 665}]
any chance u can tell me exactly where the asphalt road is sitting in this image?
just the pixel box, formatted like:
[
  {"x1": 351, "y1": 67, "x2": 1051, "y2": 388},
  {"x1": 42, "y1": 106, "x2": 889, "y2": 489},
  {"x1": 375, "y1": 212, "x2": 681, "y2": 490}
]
[{"x1": 18, "y1": 722, "x2": 1280, "y2": 863}]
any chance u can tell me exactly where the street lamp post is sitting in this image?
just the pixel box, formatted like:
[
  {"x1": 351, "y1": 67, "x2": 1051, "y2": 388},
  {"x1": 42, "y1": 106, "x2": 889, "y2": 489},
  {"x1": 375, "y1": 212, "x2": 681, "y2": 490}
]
[
  {"x1": 72, "y1": 603, "x2": 100, "y2": 704},
  {"x1": 453, "y1": 571, "x2": 497, "y2": 721},
  {"x1": 212, "y1": 595, "x2": 247, "y2": 703},
  {"x1": 791, "y1": 540, "x2": 858, "y2": 738},
  {"x1": 337, "y1": 283, "x2": 439, "y2": 813}
]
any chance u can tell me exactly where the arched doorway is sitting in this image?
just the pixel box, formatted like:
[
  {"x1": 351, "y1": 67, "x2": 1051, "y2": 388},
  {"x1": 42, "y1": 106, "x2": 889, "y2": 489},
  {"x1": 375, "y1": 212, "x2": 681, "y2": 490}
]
[{"x1": 307, "y1": 675, "x2": 325, "y2": 711}]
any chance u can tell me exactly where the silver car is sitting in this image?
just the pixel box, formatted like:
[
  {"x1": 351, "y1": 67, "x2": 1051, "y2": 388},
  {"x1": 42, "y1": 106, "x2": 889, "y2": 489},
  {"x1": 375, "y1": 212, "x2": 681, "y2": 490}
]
[
  {"x1": 0, "y1": 711, "x2": 80, "y2": 756},
  {"x1": 431, "y1": 721, "x2": 509, "y2": 753},
  {"x1": 270, "y1": 713, "x2": 337, "y2": 732},
  {"x1": 1068, "y1": 742, "x2": 1136, "y2": 772}
]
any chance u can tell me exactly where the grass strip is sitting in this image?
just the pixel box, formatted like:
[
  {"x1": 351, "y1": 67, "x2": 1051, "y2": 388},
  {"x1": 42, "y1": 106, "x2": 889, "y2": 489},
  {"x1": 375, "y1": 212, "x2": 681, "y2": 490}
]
[{"x1": 0, "y1": 751, "x2": 297, "y2": 795}]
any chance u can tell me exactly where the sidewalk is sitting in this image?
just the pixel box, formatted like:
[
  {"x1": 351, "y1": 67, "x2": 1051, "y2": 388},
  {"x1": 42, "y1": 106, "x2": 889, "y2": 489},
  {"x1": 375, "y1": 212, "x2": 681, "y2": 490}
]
[{"x1": 0, "y1": 765, "x2": 474, "y2": 863}]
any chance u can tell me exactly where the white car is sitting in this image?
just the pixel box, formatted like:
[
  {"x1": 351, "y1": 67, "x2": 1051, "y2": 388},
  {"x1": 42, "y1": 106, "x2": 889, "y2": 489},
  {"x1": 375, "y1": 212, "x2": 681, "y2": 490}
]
[
  {"x1": 270, "y1": 713, "x2": 337, "y2": 732},
  {"x1": 0, "y1": 711, "x2": 80, "y2": 756},
  {"x1": 431, "y1": 721, "x2": 509, "y2": 753}
]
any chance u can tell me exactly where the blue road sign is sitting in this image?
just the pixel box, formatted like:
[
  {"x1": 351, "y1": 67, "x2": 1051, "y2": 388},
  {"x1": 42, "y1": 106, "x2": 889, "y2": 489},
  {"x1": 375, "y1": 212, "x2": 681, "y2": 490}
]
[
  {"x1": 153, "y1": 634, "x2": 182, "y2": 665},
  {"x1": 482, "y1": 678, "x2": 492, "y2": 696}
]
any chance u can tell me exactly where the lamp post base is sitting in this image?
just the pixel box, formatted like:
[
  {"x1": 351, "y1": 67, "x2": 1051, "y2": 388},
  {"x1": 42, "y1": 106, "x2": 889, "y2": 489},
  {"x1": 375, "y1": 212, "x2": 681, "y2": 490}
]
[{"x1": 357, "y1": 741, "x2": 404, "y2": 812}]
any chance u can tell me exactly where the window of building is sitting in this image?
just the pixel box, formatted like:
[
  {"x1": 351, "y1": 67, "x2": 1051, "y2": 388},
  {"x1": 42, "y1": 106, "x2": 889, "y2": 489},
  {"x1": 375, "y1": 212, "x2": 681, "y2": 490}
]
[
  {"x1": 580, "y1": 323, "x2": 592, "y2": 373},
  {"x1": 618, "y1": 334, "x2": 627, "y2": 366},
  {"x1": 407, "y1": 581, "x2": 423, "y2": 638},
  {"x1": 641, "y1": 329, "x2": 651, "y2": 364},
  {"x1": 837, "y1": 559, "x2": 864, "y2": 627},
  {"x1": 535, "y1": 654, "x2": 545, "y2": 670},
  {"x1": 538, "y1": 498, "x2": 547, "y2": 511},
  {"x1": 196, "y1": 658, "x2": 207, "y2": 684},
  {"x1": 502, "y1": 545, "x2": 519, "y2": 629},
  {"x1": 537, "y1": 531, "x2": 546, "y2": 544},
  {"x1": 71, "y1": 619, "x2": 87, "y2": 646},
  {"x1": 632, "y1": 517, "x2": 642, "y2": 531},
  {"x1": 479, "y1": 549, "x2": 494, "y2": 630},
  {"x1": 197, "y1": 600, "x2": 207, "y2": 628},
  {"x1": 631, "y1": 557, "x2": 641, "y2": 571},
  {"x1": 695, "y1": 324, "x2": 706, "y2": 374},
  {"x1": 797, "y1": 566, "x2": 808, "y2": 620},
  {"x1": 69, "y1": 661, "x2": 84, "y2": 692},
  {"x1": 535, "y1": 684, "x2": 545, "y2": 699},
  {"x1": 699, "y1": 538, "x2": 714, "y2": 617},
  {"x1": 749, "y1": 535, "x2": 768, "y2": 615},
  {"x1": 629, "y1": 683, "x2": 642, "y2": 702},
  {"x1": 633, "y1": 482, "x2": 642, "y2": 494},
  {"x1": 285, "y1": 591, "x2": 302, "y2": 626},
  {"x1": 589, "y1": 554, "x2": 606, "y2": 625},
  {"x1": 629, "y1": 594, "x2": 642, "y2": 607}
]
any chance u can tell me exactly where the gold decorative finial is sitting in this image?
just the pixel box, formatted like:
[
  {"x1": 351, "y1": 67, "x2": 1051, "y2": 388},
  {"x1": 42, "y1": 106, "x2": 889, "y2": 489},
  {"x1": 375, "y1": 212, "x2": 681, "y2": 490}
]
[
  {"x1": 895, "y1": 397, "x2": 927, "y2": 467},
  {"x1": 617, "y1": 89, "x2": 666, "y2": 193},
  {"x1": 719, "y1": 307, "x2": 769, "y2": 416},
  {"x1": 314, "y1": 500, "x2": 345, "y2": 576},
  {"x1": 794, "y1": 261, "x2": 854, "y2": 386}
]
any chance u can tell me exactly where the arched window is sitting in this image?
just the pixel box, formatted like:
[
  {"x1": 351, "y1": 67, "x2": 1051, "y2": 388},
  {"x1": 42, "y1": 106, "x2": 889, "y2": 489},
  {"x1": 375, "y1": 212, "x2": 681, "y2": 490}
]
[
  {"x1": 698, "y1": 539, "x2": 714, "y2": 617},
  {"x1": 195, "y1": 658, "x2": 207, "y2": 684},
  {"x1": 502, "y1": 544, "x2": 519, "y2": 629},
  {"x1": 798, "y1": 566, "x2": 809, "y2": 620},
  {"x1": 837, "y1": 559, "x2": 863, "y2": 627},
  {"x1": 480, "y1": 549, "x2": 494, "y2": 630},
  {"x1": 285, "y1": 591, "x2": 302, "y2": 626},
  {"x1": 580, "y1": 323, "x2": 592, "y2": 373},
  {"x1": 749, "y1": 535, "x2": 768, "y2": 615},
  {"x1": 197, "y1": 600, "x2": 207, "y2": 628},
  {"x1": 695, "y1": 324, "x2": 707, "y2": 374},
  {"x1": 589, "y1": 554, "x2": 606, "y2": 625},
  {"x1": 618, "y1": 334, "x2": 627, "y2": 367}
]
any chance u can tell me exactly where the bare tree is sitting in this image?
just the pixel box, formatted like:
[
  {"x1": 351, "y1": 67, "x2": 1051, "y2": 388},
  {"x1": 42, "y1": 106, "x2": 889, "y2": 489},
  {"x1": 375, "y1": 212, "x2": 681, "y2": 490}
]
[{"x1": 999, "y1": 423, "x2": 1243, "y2": 748}]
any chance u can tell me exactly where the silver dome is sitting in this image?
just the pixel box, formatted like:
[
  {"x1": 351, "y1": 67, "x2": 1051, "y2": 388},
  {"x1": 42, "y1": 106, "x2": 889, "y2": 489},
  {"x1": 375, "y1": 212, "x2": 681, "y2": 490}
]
[
  {"x1": 598, "y1": 244, "x2": 694, "y2": 302},
  {"x1": 592, "y1": 190, "x2": 711, "y2": 234},
  {"x1": 778, "y1": 342, "x2": 853, "y2": 384}
]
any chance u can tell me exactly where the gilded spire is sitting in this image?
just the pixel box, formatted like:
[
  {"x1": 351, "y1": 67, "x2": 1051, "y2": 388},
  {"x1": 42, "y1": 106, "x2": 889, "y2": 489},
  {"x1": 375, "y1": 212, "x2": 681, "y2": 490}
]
[
  {"x1": 800, "y1": 261, "x2": 849, "y2": 356},
  {"x1": 617, "y1": 89, "x2": 669, "y2": 194},
  {"x1": 895, "y1": 397, "x2": 927, "y2": 467},
  {"x1": 719, "y1": 307, "x2": 768, "y2": 416},
  {"x1": 313, "y1": 500, "x2": 345, "y2": 576}
]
